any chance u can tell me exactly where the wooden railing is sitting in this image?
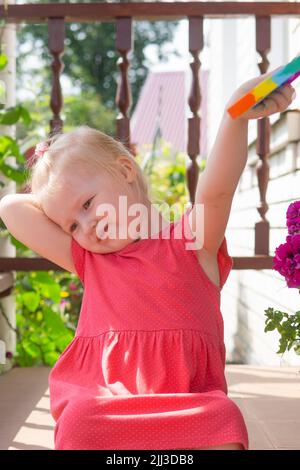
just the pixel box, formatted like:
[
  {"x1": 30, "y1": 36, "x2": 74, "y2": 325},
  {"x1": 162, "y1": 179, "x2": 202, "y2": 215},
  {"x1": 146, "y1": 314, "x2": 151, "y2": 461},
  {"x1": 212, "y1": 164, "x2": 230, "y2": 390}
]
[{"x1": 1, "y1": 2, "x2": 300, "y2": 297}]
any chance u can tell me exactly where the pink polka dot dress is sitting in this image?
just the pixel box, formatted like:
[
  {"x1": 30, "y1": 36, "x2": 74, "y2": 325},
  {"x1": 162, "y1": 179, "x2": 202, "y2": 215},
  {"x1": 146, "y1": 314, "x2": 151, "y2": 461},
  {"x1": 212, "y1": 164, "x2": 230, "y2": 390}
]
[{"x1": 48, "y1": 206, "x2": 249, "y2": 450}]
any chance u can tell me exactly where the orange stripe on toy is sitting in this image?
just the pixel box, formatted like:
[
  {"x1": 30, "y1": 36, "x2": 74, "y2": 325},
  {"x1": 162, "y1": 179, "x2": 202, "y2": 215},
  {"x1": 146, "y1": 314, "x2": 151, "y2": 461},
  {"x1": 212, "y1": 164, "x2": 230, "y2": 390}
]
[{"x1": 227, "y1": 93, "x2": 256, "y2": 119}]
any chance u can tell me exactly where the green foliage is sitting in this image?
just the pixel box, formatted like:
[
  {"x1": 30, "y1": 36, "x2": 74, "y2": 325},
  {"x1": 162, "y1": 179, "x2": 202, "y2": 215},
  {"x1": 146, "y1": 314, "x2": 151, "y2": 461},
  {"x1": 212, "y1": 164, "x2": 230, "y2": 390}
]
[
  {"x1": 0, "y1": 104, "x2": 31, "y2": 126},
  {"x1": 17, "y1": 0, "x2": 180, "y2": 111},
  {"x1": 62, "y1": 93, "x2": 116, "y2": 134},
  {"x1": 136, "y1": 138, "x2": 206, "y2": 219},
  {"x1": 264, "y1": 307, "x2": 300, "y2": 355},
  {"x1": 0, "y1": 53, "x2": 8, "y2": 71},
  {"x1": 0, "y1": 120, "x2": 30, "y2": 189},
  {"x1": 16, "y1": 90, "x2": 117, "y2": 144},
  {"x1": 13, "y1": 270, "x2": 81, "y2": 366}
]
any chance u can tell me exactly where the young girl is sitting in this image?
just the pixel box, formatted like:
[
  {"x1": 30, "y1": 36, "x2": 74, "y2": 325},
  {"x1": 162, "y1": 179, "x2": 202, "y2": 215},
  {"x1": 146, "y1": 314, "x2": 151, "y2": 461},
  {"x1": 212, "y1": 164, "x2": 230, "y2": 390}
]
[{"x1": 0, "y1": 69, "x2": 295, "y2": 451}]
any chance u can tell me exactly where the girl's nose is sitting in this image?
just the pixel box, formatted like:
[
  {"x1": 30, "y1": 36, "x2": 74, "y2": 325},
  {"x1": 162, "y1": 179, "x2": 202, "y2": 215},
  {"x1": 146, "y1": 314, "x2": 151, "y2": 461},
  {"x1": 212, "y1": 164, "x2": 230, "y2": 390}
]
[{"x1": 83, "y1": 219, "x2": 97, "y2": 235}]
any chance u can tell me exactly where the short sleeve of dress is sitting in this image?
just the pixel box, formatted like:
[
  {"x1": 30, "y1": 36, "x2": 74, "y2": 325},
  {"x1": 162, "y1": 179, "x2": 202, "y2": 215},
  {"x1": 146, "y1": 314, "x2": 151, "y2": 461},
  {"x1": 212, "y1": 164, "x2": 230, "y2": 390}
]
[
  {"x1": 180, "y1": 205, "x2": 233, "y2": 291},
  {"x1": 71, "y1": 237, "x2": 86, "y2": 284}
]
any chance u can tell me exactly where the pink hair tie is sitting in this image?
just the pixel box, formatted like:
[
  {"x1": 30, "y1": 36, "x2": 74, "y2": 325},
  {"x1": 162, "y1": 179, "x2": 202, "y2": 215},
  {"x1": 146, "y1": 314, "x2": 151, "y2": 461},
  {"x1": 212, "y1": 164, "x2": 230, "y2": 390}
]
[{"x1": 34, "y1": 141, "x2": 49, "y2": 158}]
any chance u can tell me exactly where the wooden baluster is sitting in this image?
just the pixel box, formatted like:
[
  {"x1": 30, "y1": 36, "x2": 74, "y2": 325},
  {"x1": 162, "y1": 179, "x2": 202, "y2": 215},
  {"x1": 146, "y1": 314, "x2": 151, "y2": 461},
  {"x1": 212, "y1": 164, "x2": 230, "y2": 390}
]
[
  {"x1": 115, "y1": 17, "x2": 133, "y2": 151},
  {"x1": 255, "y1": 16, "x2": 271, "y2": 255},
  {"x1": 187, "y1": 17, "x2": 204, "y2": 205},
  {"x1": 48, "y1": 18, "x2": 65, "y2": 137}
]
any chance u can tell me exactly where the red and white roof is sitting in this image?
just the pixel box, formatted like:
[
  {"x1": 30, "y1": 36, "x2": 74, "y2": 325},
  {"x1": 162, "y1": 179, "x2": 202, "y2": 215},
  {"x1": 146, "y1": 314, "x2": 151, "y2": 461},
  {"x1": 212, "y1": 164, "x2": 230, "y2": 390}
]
[{"x1": 130, "y1": 69, "x2": 208, "y2": 156}]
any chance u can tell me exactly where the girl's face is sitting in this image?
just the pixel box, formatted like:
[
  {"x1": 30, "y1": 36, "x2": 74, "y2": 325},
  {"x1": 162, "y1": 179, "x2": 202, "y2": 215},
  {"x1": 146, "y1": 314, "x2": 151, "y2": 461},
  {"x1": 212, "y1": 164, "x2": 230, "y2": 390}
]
[{"x1": 42, "y1": 158, "x2": 148, "y2": 254}]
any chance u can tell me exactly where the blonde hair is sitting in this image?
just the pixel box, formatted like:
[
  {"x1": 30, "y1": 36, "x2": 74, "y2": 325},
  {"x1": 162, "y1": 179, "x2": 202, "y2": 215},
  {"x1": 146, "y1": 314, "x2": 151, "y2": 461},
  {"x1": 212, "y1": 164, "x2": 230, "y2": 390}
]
[{"x1": 26, "y1": 125, "x2": 152, "y2": 206}]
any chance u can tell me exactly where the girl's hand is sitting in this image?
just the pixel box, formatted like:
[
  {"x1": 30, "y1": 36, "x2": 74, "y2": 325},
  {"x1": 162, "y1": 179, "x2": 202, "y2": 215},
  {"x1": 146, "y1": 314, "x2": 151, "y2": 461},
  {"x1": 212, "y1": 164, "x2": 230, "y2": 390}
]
[{"x1": 226, "y1": 67, "x2": 297, "y2": 122}]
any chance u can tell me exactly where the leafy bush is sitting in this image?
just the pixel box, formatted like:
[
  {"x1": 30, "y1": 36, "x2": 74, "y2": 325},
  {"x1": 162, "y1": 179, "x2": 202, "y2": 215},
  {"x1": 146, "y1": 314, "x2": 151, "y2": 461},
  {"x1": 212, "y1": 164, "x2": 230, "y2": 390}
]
[
  {"x1": 14, "y1": 270, "x2": 81, "y2": 366},
  {"x1": 137, "y1": 138, "x2": 205, "y2": 220},
  {"x1": 264, "y1": 307, "x2": 300, "y2": 355}
]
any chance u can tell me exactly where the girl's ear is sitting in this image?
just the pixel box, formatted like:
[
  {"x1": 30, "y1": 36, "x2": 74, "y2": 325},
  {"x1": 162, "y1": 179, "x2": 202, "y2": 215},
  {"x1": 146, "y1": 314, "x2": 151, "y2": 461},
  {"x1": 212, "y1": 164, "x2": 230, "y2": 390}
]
[{"x1": 117, "y1": 156, "x2": 136, "y2": 183}]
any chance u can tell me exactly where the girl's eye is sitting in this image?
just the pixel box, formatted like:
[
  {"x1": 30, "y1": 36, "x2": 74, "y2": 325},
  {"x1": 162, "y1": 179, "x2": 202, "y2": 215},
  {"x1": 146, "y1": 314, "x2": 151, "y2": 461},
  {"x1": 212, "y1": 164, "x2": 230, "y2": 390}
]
[
  {"x1": 70, "y1": 198, "x2": 93, "y2": 232},
  {"x1": 83, "y1": 198, "x2": 92, "y2": 210}
]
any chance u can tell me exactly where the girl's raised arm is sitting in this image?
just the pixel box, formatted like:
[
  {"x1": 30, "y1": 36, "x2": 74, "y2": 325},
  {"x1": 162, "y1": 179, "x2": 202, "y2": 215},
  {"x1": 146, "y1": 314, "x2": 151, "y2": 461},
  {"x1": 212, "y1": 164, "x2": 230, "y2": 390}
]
[
  {"x1": 188, "y1": 72, "x2": 295, "y2": 256},
  {"x1": 0, "y1": 193, "x2": 76, "y2": 275}
]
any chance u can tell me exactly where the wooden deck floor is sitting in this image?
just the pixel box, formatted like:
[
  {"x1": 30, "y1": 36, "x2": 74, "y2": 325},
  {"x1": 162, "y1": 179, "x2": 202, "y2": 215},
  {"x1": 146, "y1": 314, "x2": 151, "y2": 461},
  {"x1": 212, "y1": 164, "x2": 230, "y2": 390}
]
[{"x1": 0, "y1": 365, "x2": 300, "y2": 450}]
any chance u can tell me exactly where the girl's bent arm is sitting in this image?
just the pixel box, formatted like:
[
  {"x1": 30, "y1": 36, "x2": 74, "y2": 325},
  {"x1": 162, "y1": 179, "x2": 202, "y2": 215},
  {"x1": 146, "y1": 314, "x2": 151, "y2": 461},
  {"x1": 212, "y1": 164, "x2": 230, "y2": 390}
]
[{"x1": 0, "y1": 194, "x2": 76, "y2": 275}]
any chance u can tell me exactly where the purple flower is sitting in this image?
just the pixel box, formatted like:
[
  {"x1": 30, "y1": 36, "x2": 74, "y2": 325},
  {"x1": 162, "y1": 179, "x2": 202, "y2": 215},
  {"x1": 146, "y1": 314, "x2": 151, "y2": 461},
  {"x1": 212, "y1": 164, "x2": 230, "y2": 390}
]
[
  {"x1": 273, "y1": 234, "x2": 300, "y2": 288},
  {"x1": 286, "y1": 200, "x2": 300, "y2": 235},
  {"x1": 6, "y1": 351, "x2": 13, "y2": 359}
]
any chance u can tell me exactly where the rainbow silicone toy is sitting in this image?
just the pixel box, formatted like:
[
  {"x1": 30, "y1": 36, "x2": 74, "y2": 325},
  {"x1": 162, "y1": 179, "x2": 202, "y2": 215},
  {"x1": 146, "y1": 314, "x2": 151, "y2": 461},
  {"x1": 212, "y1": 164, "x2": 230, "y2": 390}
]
[{"x1": 227, "y1": 54, "x2": 300, "y2": 119}]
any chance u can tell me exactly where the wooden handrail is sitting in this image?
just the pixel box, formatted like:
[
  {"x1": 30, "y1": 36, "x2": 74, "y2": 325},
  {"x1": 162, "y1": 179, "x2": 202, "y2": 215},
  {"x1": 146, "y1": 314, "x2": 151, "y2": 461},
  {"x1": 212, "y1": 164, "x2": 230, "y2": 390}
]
[
  {"x1": 0, "y1": 2, "x2": 300, "y2": 23},
  {"x1": 0, "y1": 256, "x2": 274, "y2": 272}
]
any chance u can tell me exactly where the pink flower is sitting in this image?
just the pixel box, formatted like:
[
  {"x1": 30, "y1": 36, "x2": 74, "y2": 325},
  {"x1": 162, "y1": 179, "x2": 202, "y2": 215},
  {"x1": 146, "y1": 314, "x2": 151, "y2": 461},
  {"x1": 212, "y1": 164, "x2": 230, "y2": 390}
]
[
  {"x1": 60, "y1": 299, "x2": 68, "y2": 314},
  {"x1": 34, "y1": 141, "x2": 49, "y2": 158},
  {"x1": 69, "y1": 282, "x2": 77, "y2": 291},
  {"x1": 286, "y1": 200, "x2": 300, "y2": 235},
  {"x1": 273, "y1": 234, "x2": 300, "y2": 288}
]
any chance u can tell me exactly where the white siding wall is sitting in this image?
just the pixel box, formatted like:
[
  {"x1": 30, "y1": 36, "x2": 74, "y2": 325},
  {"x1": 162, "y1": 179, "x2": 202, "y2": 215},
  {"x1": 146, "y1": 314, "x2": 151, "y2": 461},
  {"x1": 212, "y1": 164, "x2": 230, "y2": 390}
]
[{"x1": 207, "y1": 14, "x2": 300, "y2": 366}]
